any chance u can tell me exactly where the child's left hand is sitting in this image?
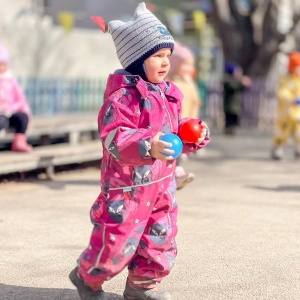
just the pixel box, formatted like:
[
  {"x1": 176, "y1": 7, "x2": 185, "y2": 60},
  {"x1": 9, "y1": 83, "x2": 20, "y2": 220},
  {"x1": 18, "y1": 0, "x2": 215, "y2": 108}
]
[{"x1": 195, "y1": 122, "x2": 208, "y2": 145}]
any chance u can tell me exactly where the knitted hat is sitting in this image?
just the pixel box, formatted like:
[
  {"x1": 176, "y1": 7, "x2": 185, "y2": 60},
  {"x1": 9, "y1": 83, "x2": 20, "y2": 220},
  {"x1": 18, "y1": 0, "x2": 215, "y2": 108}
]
[
  {"x1": 0, "y1": 42, "x2": 9, "y2": 63},
  {"x1": 224, "y1": 61, "x2": 240, "y2": 75},
  {"x1": 108, "y1": 2, "x2": 174, "y2": 76},
  {"x1": 288, "y1": 52, "x2": 300, "y2": 73},
  {"x1": 169, "y1": 42, "x2": 195, "y2": 77}
]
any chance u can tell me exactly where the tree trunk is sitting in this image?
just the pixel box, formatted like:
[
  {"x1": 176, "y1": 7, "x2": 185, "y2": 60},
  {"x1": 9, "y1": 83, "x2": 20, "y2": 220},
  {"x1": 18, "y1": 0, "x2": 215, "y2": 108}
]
[{"x1": 210, "y1": 0, "x2": 300, "y2": 77}]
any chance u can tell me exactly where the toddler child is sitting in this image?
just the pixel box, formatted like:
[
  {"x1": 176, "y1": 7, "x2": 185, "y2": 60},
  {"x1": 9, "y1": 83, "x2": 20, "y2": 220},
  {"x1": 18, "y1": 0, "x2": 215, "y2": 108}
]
[
  {"x1": 69, "y1": 3, "x2": 210, "y2": 300},
  {"x1": 271, "y1": 51, "x2": 300, "y2": 159},
  {"x1": 0, "y1": 41, "x2": 32, "y2": 152},
  {"x1": 223, "y1": 62, "x2": 251, "y2": 135}
]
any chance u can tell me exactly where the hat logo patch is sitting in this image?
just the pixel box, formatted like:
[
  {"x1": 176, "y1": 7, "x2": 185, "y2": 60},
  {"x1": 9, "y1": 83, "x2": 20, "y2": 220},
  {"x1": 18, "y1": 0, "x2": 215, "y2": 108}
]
[{"x1": 157, "y1": 26, "x2": 171, "y2": 36}]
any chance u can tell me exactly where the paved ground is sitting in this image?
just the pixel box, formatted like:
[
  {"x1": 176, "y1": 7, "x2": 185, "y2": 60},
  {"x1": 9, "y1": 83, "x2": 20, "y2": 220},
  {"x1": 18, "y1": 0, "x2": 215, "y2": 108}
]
[{"x1": 0, "y1": 128, "x2": 300, "y2": 300}]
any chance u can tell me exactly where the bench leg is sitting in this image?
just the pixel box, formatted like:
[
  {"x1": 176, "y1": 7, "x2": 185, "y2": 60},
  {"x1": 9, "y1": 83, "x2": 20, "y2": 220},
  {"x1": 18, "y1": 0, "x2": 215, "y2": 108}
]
[
  {"x1": 46, "y1": 165, "x2": 55, "y2": 180},
  {"x1": 20, "y1": 172, "x2": 26, "y2": 181},
  {"x1": 39, "y1": 135, "x2": 51, "y2": 145},
  {"x1": 69, "y1": 131, "x2": 80, "y2": 145}
]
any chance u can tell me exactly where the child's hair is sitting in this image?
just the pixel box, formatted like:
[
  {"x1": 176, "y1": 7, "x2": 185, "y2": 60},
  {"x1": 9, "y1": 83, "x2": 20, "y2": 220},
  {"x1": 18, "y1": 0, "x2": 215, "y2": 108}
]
[
  {"x1": 0, "y1": 42, "x2": 9, "y2": 63},
  {"x1": 288, "y1": 52, "x2": 300, "y2": 73},
  {"x1": 107, "y1": 2, "x2": 174, "y2": 79}
]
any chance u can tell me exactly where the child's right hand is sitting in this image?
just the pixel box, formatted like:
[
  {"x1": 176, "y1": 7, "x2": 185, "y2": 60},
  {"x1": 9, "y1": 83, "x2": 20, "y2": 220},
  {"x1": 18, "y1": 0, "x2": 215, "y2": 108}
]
[{"x1": 150, "y1": 132, "x2": 175, "y2": 161}]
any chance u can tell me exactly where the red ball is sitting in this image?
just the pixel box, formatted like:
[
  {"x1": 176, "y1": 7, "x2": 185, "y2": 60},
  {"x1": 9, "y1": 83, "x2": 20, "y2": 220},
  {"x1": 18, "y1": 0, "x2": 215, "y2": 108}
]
[{"x1": 179, "y1": 120, "x2": 203, "y2": 143}]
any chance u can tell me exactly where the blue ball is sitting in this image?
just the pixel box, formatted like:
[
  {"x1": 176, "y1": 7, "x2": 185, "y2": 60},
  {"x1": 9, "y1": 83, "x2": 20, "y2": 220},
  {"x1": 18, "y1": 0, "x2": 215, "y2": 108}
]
[{"x1": 159, "y1": 133, "x2": 183, "y2": 159}]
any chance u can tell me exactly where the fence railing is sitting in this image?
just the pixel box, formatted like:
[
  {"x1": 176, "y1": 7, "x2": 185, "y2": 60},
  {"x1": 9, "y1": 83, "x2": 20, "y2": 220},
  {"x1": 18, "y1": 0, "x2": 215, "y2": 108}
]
[
  {"x1": 203, "y1": 77, "x2": 278, "y2": 131},
  {"x1": 19, "y1": 77, "x2": 278, "y2": 131},
  {"x1": 19, "y1": 78, "x2": 106, "y2": 116}
]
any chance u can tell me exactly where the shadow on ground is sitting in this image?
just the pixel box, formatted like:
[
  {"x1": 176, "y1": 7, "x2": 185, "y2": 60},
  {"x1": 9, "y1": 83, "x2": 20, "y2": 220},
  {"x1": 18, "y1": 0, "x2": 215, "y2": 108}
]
[
  {"x1": 247, "y1": 185, "x2": 300, "y2": 192},
  {"x1": 32, "y1": 179, "x2": 100, "y2": 190},
  {"x1": 0, "y1": 284, "x2": 124, "y2": 300}
]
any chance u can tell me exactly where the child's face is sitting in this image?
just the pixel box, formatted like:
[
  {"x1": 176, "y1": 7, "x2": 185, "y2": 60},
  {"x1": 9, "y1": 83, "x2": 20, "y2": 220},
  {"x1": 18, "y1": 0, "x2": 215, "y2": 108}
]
[
  {"x1": 0, "y1": 62, "x2": 7, "y2": 74},
  {"x1": 176, "y1": 56, "x2": 195, "y2": 79},
  {"x1": 144, "y1": 48, "x2": 171, "y2": 83}
]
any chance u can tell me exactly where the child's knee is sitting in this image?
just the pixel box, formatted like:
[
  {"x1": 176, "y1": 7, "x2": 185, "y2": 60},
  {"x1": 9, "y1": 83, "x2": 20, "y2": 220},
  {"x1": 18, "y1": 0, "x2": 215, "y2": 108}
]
[{"x1": 0, "y1": 115, "x2": 9, "y2": 130}]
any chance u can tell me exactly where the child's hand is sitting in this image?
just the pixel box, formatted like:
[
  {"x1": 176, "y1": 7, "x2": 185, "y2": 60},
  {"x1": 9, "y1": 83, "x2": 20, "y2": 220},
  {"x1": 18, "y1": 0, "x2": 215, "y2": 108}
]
[
  {"x1": 150, "y1": 132, "x2": 175, "y2": 161},
  {"x1": 242, "y1": 75, "x2": 251, "y2": 87},
  {"x1": 195, "y1": 122, "x2": 208, "y2": 145}
]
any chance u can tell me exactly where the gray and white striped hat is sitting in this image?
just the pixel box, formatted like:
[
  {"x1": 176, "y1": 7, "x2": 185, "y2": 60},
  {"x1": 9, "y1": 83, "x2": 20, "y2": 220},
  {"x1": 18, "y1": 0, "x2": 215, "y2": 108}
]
[{"x1": 108, "y1": 2, "x2": 174, "y2": 73}]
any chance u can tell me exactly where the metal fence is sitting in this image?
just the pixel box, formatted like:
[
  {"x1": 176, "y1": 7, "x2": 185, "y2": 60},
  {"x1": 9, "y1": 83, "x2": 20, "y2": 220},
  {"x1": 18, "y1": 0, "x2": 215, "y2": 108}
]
[
  {"x1": 19, "y1": 78, "x2": 106, "y2": 116},
  {"x1": 20, "y1": 77, "x2": 278, "y2": 131},
  {"x1": 203, "y1": 77, "x2": 278, "y2": 132}
]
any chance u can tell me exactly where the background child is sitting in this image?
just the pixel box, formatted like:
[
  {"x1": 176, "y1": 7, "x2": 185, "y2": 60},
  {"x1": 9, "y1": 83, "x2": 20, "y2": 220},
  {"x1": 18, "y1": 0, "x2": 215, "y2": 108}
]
[
  {"x1": 223, "y1": 62, "x2": 251, "y2": 135},
  {"x1": 69, "y1": 3, "x2": 210, "y2": 300},
  {"x1": 0, "y1": 41, "x2": 32, "y2": 152},
  {"x1": 168, "y1": 41, "x2": 202, "y2": 190},
  {"x1": 271, "y1": 51, "x2": 300, "y2": 159}
]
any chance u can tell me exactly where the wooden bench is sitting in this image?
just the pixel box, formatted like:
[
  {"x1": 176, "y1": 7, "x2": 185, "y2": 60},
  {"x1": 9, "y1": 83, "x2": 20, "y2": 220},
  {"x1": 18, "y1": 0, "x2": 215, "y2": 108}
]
[
  {"x1": 0, "y1": 112, "x2": 102, "y2": 178},
  {"x1": 0, "y1": 140, "x2": 103, "y2": 178},
  {"x1": 0, "y1": 112, "x2": 99, "y2": 145}
]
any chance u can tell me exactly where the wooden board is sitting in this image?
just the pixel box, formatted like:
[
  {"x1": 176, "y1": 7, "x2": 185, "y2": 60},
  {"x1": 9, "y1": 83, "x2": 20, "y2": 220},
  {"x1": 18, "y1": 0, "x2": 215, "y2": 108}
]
[
  {"x1": 0, "y1": 140, "x2": 103, "y2": 176},
  {"x1": 0, "y1": 112, "x2": 98, "y2": 143}
]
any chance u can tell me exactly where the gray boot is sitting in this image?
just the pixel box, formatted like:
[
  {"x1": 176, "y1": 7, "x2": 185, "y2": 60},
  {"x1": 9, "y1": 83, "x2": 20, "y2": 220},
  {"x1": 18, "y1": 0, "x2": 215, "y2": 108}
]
[
  {"x1": 123, "y1": 280, "x2": 171, "y2": 300},
  {"x1": 271, "y1": 146, "x2": 283, "y2": 160},
  {"x1": 69, "y1": 267, "x2": 106, "y2": 300}
]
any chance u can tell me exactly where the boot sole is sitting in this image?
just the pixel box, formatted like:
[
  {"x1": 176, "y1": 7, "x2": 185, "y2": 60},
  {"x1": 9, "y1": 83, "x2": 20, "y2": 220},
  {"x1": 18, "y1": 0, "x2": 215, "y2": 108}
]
[
  {"x1": 69, "y1": 268, "x2": 105, "y2": 300},
  {"x1": 69, "y1": 269, "x2": 78, "y2": 286},
  {"x1": 123, "y1": 294, "x2": 137, "y2": 300},
  {"x1": 123, "y1": 290, "x2": 171, "y2": 300},
  {"x1": 176, "y1": 175, "x2": 195, "y2": 190}
]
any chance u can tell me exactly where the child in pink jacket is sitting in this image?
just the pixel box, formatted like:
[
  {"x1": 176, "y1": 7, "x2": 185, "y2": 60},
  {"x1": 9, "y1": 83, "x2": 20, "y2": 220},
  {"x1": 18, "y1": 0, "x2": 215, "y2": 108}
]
[
  {"x1": 0, "y1": 42, "x2": 32, "y2": 152},
  {"x1": 69, "y1": 3, "x2": 210, "y2": 300}
]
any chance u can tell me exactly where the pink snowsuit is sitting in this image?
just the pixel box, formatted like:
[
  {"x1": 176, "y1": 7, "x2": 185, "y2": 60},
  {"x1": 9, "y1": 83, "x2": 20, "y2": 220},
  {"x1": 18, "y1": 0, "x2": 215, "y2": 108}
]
[
  {"x1": 77, "y1": 72, "x2": 210, "y2": 286},
  {"x1": 0, "y1": 70, "x2": 31, "y2": 117}
]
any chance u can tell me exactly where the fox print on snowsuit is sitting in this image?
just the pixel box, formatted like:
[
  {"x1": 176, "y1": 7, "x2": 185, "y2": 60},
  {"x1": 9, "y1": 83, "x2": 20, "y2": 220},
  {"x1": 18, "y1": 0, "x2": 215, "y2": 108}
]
[{"x1": 76, "y1": 71, "x2": 210, "y2": 286}]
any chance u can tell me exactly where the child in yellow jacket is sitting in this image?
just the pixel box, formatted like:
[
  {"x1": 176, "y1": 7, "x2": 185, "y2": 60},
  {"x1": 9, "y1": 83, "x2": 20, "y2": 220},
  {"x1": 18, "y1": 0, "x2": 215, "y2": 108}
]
[{"x1": 271, "y1": 52, "x2": 300, "y2": 159}]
